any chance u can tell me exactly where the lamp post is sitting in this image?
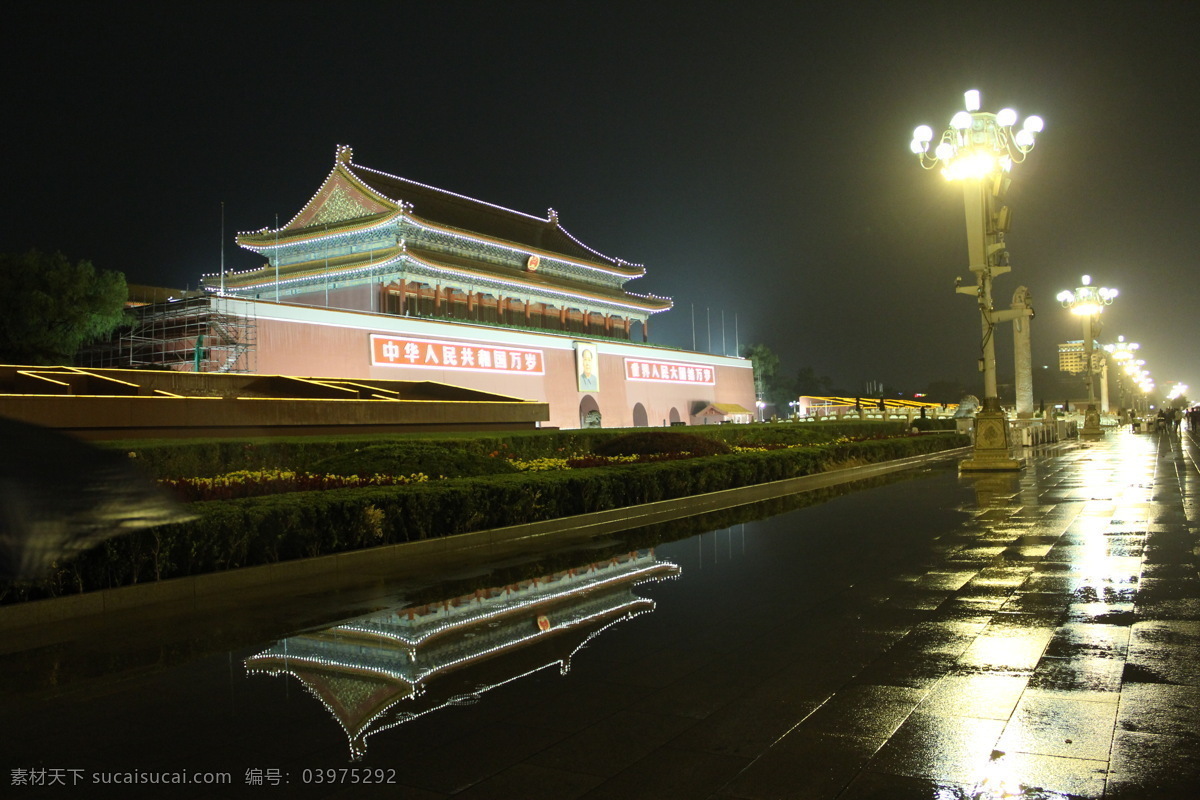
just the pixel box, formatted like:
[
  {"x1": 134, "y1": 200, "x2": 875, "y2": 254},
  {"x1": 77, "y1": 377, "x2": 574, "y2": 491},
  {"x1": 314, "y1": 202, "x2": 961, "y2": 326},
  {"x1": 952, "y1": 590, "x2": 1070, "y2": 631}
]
[
  {"x1": 1126, "y1": 362, "x2": 1152, "y2": 415},
  {"x1": 1124, "y1": 358, "x2": 1146, "y2": 411},
  {"x1": 1057, "y1": 275, "x2": 1117, "y2": 434},
  {"x1": 911, "y1": 89, "x2": 1044, "y2": 470},
  {"x1": 1103, "y1": 335, "x2": 1139, "y2": 412}
]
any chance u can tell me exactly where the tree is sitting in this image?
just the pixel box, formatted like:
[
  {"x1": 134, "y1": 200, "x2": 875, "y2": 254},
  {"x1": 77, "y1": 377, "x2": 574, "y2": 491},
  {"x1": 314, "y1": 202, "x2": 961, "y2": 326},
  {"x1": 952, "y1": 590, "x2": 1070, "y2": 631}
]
[
  {"x1": 742, "y1": 344, "x2": 804, "y2": 413},
  {"x1": 741, "y1": 342, "x2": 779, "y2": 406},
  {"x1": 795, "y1": 366, "x2": 834, "y2": 398},
  {"x1": 0, "y1": 250, "x2": 127, "y2": 365}
]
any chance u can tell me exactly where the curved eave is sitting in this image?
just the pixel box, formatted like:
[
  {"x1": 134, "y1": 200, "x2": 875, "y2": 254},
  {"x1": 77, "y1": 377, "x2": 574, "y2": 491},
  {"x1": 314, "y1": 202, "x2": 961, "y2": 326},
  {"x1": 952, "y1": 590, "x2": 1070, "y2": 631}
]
[
  {"x1": 237, "y1": 209, "x2": 404, "y2": 252},
  {"x1": 221, "y1": 249, "x2": 671, "y2": 314},
  {"x1": 403, "y1": 211, "x2": 646, "y2": 279},
  {"x1": 402, "y1": 250, "x2": 672, "y2": 314},
  {"x1": 346, "y1": 159, "x2": 647, "y2": 278},
  {"x1": 222, "y1": 248, "x2": 404, "y2": 289}
]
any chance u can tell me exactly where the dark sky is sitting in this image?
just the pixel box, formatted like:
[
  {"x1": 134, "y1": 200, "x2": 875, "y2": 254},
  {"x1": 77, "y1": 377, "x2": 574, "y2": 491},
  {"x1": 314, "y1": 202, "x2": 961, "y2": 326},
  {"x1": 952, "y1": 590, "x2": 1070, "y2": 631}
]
[{"x1": 5, "y1": 1, "x2": 1198, "y2": 397}]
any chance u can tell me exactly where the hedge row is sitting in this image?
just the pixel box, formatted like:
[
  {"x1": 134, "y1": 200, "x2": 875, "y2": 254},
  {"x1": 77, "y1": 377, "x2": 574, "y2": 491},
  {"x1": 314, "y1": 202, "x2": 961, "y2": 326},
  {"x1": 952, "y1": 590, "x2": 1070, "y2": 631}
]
[
  {"x1": 6, "y1": 432, "x2": 967, "y2": 603},
  {"x1": 115, "y1": 420, "x2": 959, "y2": 479}
]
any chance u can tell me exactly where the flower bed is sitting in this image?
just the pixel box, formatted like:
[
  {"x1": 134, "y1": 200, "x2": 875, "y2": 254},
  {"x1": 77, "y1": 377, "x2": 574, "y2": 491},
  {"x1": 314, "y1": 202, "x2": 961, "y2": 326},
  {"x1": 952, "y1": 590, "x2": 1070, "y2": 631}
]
[
  {"x1": 160, "y1": 469, "x2": 429, "y2": 502},
  {"x1": 1, "y1": 430, "x2": 968, "y2": 604}
]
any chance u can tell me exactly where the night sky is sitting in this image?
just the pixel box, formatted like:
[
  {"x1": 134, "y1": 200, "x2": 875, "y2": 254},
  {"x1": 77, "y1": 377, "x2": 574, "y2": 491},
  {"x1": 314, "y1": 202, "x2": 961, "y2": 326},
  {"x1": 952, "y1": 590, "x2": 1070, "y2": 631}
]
[{"x1": 5, "y1": 1, "x2": 1197, "y2": 398}]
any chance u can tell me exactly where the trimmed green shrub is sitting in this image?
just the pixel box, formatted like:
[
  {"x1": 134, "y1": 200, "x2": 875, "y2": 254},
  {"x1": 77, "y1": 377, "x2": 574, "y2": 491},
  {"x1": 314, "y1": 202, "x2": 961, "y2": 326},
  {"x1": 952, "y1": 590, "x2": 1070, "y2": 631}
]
[
  {"x1": 592, "y1": 430, "x2": 731, "y2": 457},
  {"x1": 1, "y1": 432, "x2": 968, "y2": 604},
  {"x1": 110, "y1": 421, "x2": 942, "y2": 480},
  {"x1": 309, "y1": 442, "x2": 517, "y2": 478}
]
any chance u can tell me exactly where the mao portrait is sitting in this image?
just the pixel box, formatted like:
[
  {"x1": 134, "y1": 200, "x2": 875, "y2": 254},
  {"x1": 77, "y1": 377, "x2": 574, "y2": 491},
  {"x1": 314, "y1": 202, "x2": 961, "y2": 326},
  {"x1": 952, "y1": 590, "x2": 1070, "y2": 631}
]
[{"x1": 575, "y1": 343, "x2": 599, "y2": 391}]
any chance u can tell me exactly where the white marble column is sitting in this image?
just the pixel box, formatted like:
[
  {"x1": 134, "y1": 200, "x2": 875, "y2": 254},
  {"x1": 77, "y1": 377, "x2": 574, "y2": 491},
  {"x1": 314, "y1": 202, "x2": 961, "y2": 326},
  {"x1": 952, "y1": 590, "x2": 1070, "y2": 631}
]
[
  {"x1": 1100, "y1": 360, "x2": 1110, "y2": 413},
  {"x1": 1011, "y1": 286, "x2": 1034, "y2": 418}
]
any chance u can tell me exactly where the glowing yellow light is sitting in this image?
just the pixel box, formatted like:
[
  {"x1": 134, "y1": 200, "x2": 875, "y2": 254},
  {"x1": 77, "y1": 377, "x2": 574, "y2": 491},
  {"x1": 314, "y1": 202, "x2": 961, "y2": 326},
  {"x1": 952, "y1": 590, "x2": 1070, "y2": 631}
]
[{"x1": 942, "y1": 152, "x2": 1000, "y2": 181}]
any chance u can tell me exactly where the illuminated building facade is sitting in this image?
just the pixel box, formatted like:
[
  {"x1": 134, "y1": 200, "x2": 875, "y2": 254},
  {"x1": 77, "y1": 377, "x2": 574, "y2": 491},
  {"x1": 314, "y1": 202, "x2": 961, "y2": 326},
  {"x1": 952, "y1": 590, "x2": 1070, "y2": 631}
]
[
  {"x1": 187, "y1": 146, "x2": 753, "y2": 429},
  {"x1": 1058, "y1": 339, "x2": 1097, "y2": 374},
  {"x1": 227, "y1": 145, "x2": 671, "y2": 342}
]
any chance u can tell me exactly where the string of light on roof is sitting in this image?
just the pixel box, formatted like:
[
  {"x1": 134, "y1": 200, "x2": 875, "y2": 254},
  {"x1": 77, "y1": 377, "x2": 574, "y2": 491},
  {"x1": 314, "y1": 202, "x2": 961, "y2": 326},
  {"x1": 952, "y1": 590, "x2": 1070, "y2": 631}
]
[
  {"x1": 401, "y1": 216, "x2": 644, "y2": 279},
  {"x1": 237, "y1": 212, "x2": 404, "y2": 249},
  {"x1": 237, "y1": 197, "x2": 644, "y2": 282},
  {"x1": 239, "y1": 145, "x2": 647, "y2": 273},
  {"x1": 236, "y1": 215, "x2": 640, "y2": 284},
  {"x1": 350, "y1": 161, "x2": 551, "y2": 224},
  {"x1": 401, "y1": 254, "x2": 669, "y2": 312},
  {"x1": 556, "y1": 222, "x2": 643, "y2": 269},
  {"x1": 213, "y1": 252, "x2": 669, "y2": 313}
]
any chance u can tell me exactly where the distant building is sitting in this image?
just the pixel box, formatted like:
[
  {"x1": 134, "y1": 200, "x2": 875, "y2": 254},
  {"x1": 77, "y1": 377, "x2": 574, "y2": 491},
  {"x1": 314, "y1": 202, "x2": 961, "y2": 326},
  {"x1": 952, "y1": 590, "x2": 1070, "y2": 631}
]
[
  {"x1": 694, "y1": 403, "x2": 755, "y2": 425},
  {"x1": 85, "y1": 146, "x2": 754, "y2": 429},
  {"x1": 1057, "y1": 339, "x2": 1097, "y2": 374}
]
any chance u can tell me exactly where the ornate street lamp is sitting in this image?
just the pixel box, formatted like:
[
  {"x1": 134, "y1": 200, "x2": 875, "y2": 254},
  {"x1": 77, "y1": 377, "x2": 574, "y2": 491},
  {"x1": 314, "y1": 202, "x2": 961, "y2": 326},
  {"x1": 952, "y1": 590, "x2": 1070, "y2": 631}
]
[
  {"x1": 1123, "y1": 362, "x2": 1152, "y2": 412},
  {"x1": 1123, "y1": 359, "x2": 1149, "y2": 414},
  {"x1": 911, "y1": 89, "x2": 1044, "y2": 470},
  {"x1": 1057, "y1": 275, "x2": 1117, "y2": 434},
  {"x1": 1103, "y1": 335, "x2": 1139, "y2": 411}
]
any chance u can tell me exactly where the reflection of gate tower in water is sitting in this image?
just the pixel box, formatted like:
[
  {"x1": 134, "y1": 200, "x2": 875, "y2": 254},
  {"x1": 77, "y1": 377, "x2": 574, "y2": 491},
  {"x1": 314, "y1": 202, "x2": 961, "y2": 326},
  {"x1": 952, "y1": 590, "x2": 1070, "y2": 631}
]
[{"x1": 245, "y1": 550, "x2": 679, "y2": 760}]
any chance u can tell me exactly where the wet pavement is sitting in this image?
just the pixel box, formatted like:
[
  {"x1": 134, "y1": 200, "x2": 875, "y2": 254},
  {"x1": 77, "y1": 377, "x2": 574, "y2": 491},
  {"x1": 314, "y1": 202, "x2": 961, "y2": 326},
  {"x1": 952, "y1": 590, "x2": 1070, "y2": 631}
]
[{"x1": 1, "y1": 427, "x2": 1197, "y2": 799}]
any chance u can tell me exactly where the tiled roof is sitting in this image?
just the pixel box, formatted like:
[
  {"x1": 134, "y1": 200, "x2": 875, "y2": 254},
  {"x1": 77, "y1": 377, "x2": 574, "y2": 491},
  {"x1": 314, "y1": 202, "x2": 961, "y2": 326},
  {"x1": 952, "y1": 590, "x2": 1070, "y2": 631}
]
[{"x1": 346, "y1": 162, "x2": 644, "y2": 276}]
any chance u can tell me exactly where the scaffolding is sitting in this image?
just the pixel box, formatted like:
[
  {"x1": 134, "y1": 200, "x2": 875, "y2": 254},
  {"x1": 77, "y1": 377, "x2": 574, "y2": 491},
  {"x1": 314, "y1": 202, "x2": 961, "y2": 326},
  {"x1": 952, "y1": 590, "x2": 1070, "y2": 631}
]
[{"x1": 77, "y1": 295, "x2": 257, "y2": 373}]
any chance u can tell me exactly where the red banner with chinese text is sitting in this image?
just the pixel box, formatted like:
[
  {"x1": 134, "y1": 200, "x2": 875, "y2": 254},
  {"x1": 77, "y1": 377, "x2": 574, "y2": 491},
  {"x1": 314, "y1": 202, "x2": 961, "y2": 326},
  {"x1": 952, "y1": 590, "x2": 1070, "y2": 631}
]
[
  {"x1": 371, "y1": 335, "x2": 545, "y2": 375},
  {"x1": 624, "y1": 358, "x2": 715, "y2": 385}
]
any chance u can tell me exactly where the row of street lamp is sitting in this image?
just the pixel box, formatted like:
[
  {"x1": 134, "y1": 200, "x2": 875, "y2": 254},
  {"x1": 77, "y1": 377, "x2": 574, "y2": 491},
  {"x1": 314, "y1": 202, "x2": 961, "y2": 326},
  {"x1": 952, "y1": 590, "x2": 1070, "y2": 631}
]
[
  {"x1": 1057, "y1": 274, "x2": 1116, "y2": 434},
  {"x1": 912, "y1": 90, "x2": 1179, "y2": 469},
  {"x1": 1055, "y1": 278, "x2": 1171, "y2": 422}
]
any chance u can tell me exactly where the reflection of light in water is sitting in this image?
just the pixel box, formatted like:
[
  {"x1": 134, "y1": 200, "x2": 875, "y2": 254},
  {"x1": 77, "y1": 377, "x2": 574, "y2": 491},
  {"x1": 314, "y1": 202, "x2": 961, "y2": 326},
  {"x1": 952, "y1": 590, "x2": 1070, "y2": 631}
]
[
  {"x1": 1071, "y1": 441, "x2": 1151, "y2": 609},
  {"x1": 965, "y1": 758, "x2": 1073, "y2": 799},
  {"x1": 967, "y1": 473, "x2": 1022, "y2": 508},
  {"x1": 245, "y1": 550, "x2": 680, "y2": 761}
]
